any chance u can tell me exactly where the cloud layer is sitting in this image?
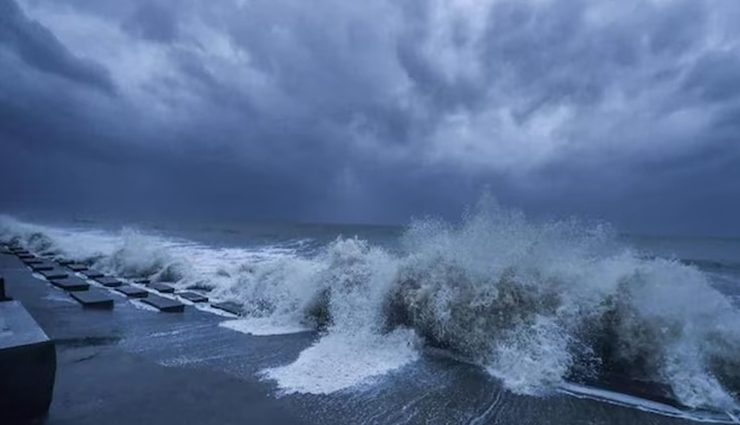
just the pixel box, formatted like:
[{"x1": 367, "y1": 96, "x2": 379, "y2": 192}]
[{"x1": 1, "y1": 0, "x2": 739, "y2": 234}]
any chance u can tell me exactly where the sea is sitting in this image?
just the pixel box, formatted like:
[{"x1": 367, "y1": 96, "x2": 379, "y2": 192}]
[{"x1": 2, "y1": 204, "x2": 740, "y2": 424}]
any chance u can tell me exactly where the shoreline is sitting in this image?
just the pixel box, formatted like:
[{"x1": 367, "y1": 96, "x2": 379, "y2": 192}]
[{"x1": 1, "y1": 247, "x2": 734, "y2": 425}]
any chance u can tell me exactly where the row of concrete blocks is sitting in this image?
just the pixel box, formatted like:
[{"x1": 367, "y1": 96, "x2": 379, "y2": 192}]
[
  {"x1": 1, "y1": 243, "x2": 248, "y2": 423},
  {"x1": 6, "y1": 244, "x2": 244, "y2": 316}
]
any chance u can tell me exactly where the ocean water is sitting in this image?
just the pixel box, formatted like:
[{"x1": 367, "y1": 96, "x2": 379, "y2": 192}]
[{"x1": 2, "y1": 203, "x2": 740, "y2": 423}]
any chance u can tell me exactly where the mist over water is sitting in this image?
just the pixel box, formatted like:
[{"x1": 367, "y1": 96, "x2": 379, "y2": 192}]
[{"x1": 2, "y1": 200, "x2": 740, "y2": 414}]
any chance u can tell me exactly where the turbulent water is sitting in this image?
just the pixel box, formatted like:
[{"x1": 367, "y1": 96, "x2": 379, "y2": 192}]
[{"x1": 2, "y1": 205, "x2": 740, "y2": 415}]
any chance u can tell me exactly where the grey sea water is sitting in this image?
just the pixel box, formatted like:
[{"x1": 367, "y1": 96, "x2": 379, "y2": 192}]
[{"x1": 2, "y1": 210, "x2": 740, "y2": 424}]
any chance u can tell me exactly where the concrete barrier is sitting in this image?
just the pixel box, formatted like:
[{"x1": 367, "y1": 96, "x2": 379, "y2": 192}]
[
  {"x1": 66, "y1": 264, "x2": 88, "y2": 272},
  {"x1": 70, "y1": 290, "x2": 114, "y2": 309},
  {"x1": 115, "y1": 285, "x2": 148, "y2": 299},
  {"x1": 141, "y1": 295, "x2": 185, "y2": 313},
  {"x1": 149, "y1": 283, "x2": 175, "y2": 294},
  {"x1": 0, "y1": 301, "x2": 56, "y2": 423},
  {"x1": 94, "y1": 277, "x2": 122, "y2": 288},
  {"x1": 39, "y1": 269, "x2": 69, "y2": 280},
  {"x1": 179, "y1": 292, "x2": 209, "y2": 303},
  {"x1": 23, "y1": 258, "x2": 44, "y2": 265},
  {"x1": 81, "y1": 269, "x2": 105, "y2": 279},
  {"x1": 211, "y1": 302, "x2": 243, "y2": 316},
  {"x1": 49, "y1": 276, "x2": 90, "y2": 292},
  {"x1": 30, "y1": 263, "x2": 55, "y2": 272}
]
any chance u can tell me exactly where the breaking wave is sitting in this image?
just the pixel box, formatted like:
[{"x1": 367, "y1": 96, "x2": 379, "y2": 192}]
[{"x1": 2, "y1": 203, "x2": 740, "y2": 412}]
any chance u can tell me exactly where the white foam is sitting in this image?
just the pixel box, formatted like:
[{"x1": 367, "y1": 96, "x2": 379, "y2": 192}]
[
  {"x1": 43, "y1": 292, "x2": 77, "y2": 304},
  {"x1": 196, "y1": 304, "x2": 239, "y2": 318},
  {"x1": 263, "y1": 330, "x2": 419, "y2": 395},
  {"x1": 559, "y1": 383, "x2": 739, "y2": 424},
  {"x1": 219, "y1": 318, "x2": 311, "y2": 336},
  {"x1": 130, "y1": 299, "x2": 159, "y2": 312}
]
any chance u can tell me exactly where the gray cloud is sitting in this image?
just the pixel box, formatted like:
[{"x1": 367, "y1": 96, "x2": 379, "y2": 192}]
[
  {"x1": 121, "y1": 2, "x2": 178, "y2": 43},
  {"x1": 1, "y1": 0, "x2": 739, "y2": 235},
  {"x1": 0, "y1": 0, "x2": 114, "y2": 92}
]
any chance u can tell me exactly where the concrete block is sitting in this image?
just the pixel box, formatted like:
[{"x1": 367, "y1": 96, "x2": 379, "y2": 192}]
[
  {"x1": 39, "y1": 269, "x2": 69, "y2": 280},
  {"x1": 115, "y1": 285, "x2": 148, "y2": 299},
  {"x1": 56, "y1": 259, "x2": 75, "y2": 266},
  {"x1": 134, "y1": 278, "x2": 151, "y2": 284},
  {"x1": 94, "y1": 276, "x2": 122, "y2": 288},
  {"x1": 49, "y1": 276, "x2": 90, "y2": 292},
  {"x1": 149, "y1": 283, "x2": 175, "y2": 293},
  {"x1": 0, "y1": 275, "x2": 9, "y2": 301},
  {"x1": 30, "y1": 263, "x2": 55, "y2": 272},
  {"x1": 141, "y1": 295, "x2": 185, "y2": 313},
  {"x1": 211, "y1": 302, "x2": 243, "y2": 316},
  {"x1": 66, "y1": 264, "x2": 88, "y2": 272},
  {"x1": 0, "y1": 301, "x2": 56, "y2": 422},
  {"x1": 81, "y1": 269, "x2": 105, "y2": 279},
  {"x1": 179, "y1": 292, "x2": 209, "y2": 303},
  {"x1": 23, "y1": 258, "x2": 44, "y2": 265},
  {"x1": 17, "y1": 254, "x2": 35, "y2": 260},
  {"x1": 70, "y1": 290, "x2": 114, "y2": 309}
]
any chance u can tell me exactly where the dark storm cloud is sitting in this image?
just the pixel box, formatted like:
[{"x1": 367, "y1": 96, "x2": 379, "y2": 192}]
[
  {"x1": 1, "y1": 0, "x2": 740, "y2": 235},
  {"x1": 0, "y1": 0, "x2": 114, "y2": 92}
]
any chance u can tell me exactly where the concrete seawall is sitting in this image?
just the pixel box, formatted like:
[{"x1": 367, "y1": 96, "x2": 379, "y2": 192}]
[{"x1": 0, "y1": 251, "x2": 313, "y2": 425}]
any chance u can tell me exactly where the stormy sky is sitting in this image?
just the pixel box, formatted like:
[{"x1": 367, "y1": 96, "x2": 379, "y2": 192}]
[{"x1": 1, "y1": 0, "x2": 739, "y2": 235}]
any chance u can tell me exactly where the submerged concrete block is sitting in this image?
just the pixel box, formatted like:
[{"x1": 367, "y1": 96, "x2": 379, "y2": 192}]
[
  {"x1": 81, "y1": 269, "x2": 105, "y2": 279},
  {"x1": 211, "y1": 302, "x2": 243, "y2": 316},
  {"x1": 56, "y1": 259, "x2": 75, "y2": 266},
  {"x1": 149, "y1": 283, "x2": 175, "y2": 294},
  {"x1": 141, "y1": 295, "x2": 185, "y2": 313},
  {"x1": 66, "y1": 264, "x2": 88, "y2": 272},
  {"x1": 94, "y1": 276, "x2": 122, "y2": 288},
  {"x1": 70, "y1": 290, "x2": 114, "y2": 309},
  {"x1": 179, "y1": 292, "x2": 209, "y2": 303},
  {"x1": 30, "y1": 263, "x2": 55, "y2": 272},
  {"x1": 17, "y1": 253, "x2": 34, "y2": 260},
  {"x1": 49, "y1": 276, "x2": 90, "y2": 292},
  {"x1": 115, "y1": 285, "x2": 148, "y2": 299},
  {"x1": 134, "y1": 278, "x2": 151, "y2": 284},
  {"x1": 0, "y1": 301, "x2": 56, "y2": 422},
  {"x1": 39, "y1": 269, "x2": 69, "y2": 280}
]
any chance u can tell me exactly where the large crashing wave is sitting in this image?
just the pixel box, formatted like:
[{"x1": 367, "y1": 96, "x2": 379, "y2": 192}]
[{"x1": 2, "y1": 206, "x2": 740, "y2": 411}]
